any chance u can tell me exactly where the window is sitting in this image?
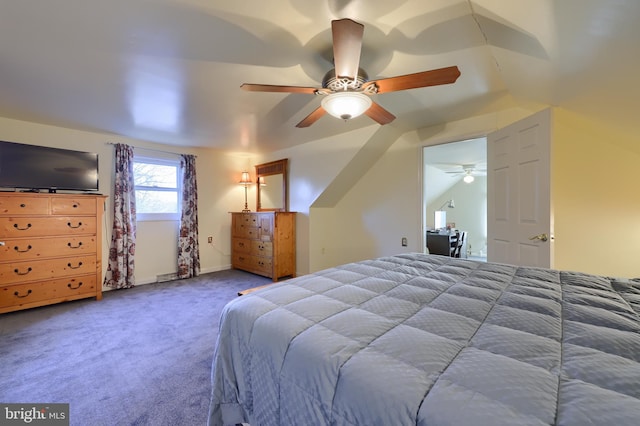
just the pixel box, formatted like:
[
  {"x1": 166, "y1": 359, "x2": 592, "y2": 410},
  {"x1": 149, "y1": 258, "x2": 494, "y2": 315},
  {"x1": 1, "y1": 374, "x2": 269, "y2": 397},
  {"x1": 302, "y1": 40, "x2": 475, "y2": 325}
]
[{"x1": 133, "y1": 157, "x2": 181, "y2": 221}]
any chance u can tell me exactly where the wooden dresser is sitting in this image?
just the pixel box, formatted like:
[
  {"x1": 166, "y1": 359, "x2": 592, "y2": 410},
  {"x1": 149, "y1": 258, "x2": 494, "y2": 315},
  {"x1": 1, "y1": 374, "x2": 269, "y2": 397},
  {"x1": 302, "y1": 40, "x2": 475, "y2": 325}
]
[
  {"x1": 231, "y1": 212, "x2": 296, "y2": 281},
  {"x1": 0, "y1": 192, "x2": 107, "y2": 314}
]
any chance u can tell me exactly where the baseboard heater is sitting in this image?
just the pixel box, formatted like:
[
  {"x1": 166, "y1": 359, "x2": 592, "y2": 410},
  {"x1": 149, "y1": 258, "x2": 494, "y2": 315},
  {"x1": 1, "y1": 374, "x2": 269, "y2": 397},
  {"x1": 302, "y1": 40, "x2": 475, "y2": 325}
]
[{"x1": 156, "y1": 273, "x2": 178, "y2": 283}]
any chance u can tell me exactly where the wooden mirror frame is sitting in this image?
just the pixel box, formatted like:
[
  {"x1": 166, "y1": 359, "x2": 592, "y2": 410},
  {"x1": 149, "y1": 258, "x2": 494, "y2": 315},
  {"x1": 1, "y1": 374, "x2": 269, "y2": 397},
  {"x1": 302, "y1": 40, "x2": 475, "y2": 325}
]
[{"x1": 255, "y1": 158, "x2": 288, "y2": 212}]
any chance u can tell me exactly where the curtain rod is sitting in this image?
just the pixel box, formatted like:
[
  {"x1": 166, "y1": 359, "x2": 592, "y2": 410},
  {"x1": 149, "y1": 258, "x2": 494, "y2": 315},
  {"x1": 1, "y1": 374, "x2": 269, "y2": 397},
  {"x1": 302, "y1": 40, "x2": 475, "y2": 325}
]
[{"x1": 105, "y1": 142, "x2": 196, "y2": 157}]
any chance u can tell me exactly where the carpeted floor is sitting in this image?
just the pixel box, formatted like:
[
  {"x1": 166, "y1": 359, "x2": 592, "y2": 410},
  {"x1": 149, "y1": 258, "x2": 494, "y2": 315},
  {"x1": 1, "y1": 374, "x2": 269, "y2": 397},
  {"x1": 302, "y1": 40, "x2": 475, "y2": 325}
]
[{"x1": 0, "y1": 269, "x2": 272, "y2": 426}]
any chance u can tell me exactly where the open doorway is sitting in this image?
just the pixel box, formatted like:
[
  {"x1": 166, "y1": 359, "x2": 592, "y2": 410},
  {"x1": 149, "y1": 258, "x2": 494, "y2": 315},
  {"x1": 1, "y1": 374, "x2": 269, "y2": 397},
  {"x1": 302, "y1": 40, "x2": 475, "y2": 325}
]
[{"x1": 423, "y1": 138, "x2": 487, "y2": 261}]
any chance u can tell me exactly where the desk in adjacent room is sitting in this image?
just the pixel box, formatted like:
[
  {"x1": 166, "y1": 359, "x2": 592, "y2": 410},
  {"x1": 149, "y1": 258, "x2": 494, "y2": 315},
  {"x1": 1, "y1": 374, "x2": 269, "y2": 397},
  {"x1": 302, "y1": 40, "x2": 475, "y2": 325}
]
[{"x1": 426, "y1": 231, "x2": 467, "y2": 258}]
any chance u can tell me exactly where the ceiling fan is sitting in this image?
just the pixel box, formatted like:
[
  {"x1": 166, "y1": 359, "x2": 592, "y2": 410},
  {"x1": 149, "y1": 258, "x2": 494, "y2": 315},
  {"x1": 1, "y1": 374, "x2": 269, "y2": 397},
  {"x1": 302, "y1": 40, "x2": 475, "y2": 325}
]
[
  {"x1": 445, "y1": 164, "x2": 486, "y2": 183},
  {"x1": 240, "y1": 18, "x2": 461, "y2": 128}
]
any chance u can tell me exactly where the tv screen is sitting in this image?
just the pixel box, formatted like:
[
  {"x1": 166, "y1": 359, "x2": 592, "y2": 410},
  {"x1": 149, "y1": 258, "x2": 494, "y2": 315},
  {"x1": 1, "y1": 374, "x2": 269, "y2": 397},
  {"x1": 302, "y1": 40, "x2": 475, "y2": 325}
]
[{"x1": 0, "y1": 141, "x2": 99, "y2": 192}]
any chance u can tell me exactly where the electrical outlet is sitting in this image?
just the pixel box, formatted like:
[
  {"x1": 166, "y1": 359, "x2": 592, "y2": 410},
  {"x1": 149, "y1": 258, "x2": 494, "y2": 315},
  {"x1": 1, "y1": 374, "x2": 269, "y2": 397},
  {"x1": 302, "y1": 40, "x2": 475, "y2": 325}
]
[
  {"x1": 401, "y1": 237, "x2": 408, "y2": 247},
  {"x1": 207, "y1": 236, "x2": 213, "y2": 244}
]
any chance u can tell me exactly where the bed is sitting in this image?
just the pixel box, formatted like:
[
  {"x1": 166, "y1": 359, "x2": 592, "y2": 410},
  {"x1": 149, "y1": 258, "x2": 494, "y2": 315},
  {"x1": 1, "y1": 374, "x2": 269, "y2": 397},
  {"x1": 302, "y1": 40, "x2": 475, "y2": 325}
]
[{"x1": 208, "y1": 253, "x2": 640, "y2": 425}]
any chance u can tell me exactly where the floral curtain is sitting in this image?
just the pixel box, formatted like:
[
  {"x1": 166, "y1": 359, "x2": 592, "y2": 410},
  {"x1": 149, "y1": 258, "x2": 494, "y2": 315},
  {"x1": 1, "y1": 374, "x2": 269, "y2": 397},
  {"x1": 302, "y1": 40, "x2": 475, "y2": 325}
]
[
  {"x1": 178, "y1": 154, "x2": 200, "y2": 279},
  {"x1": 104, "y1": 144, "x2": 136, "y2": 289}
]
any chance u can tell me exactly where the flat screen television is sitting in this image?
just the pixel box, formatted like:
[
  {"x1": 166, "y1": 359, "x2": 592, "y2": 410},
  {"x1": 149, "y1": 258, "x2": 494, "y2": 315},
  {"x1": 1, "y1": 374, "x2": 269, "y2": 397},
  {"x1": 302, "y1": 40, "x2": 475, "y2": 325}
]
[{"x1": 0, "y1": 141, "x2": 99, "y2": 192}]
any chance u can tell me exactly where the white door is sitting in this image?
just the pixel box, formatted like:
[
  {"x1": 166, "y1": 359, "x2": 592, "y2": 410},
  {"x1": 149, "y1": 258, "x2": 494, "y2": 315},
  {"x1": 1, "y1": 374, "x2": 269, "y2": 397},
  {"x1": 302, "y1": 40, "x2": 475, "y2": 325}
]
[{"x1": 487, "y1": 108, "x2": 553, "y2": 268}]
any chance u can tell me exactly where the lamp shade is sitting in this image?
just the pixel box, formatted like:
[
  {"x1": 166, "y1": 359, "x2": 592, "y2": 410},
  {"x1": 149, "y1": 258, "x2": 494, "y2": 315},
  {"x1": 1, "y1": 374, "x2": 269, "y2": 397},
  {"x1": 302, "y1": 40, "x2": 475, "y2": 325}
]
[
  {"x1": 238, "y1": 171, "x2": 251, "y2": 185},
  {"x1": 321, "y1": 92, "x2": 372, "y2": 120},
  {"x1": 438, "y1": 199, "x2": 455, "y2": 210},
  {"x1": 463, "y1": 175, "x2": 475, "y2": 183}
]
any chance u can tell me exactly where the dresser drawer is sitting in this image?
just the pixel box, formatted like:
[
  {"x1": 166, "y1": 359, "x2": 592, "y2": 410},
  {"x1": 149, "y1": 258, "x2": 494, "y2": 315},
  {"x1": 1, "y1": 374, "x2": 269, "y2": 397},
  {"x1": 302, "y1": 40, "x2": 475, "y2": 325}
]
[
  {"x1": 232, "y1": 253, "x2": 272, "y2": 276},
  {"x1": 0, "y1": 235, "x2": 97, "y2": 261},
  {"x1": 51, "y1": 197, "x2": 97, "y2": 215},
  {"x1": 232, "y1": 238, "x2": 252, "y2": 254},
  {"x1": 235, "y1": 213, "x2": 259, "y2": 227},
  {"x1": 0, "y1": 196, "x2": 49, "y2": 215},
  {"x1": 0, "y1": 255, "x2": 97, "y2": 284},
  {"x1": 234, "y1": 225, "x2": 259, "y2": 240},
  {"x1": 0, "y1": 216, "x2": 96, "y2": 238},
  {"x1": 252, "y1": 240, "x2": 273, "y2": 256},
  {"x1": 251, "y1": 256, "x2": 273, "y2": 275},
  {"x1": 232, "y1": 252, "x2": 251, "y2": 270},
  {"x1": 0, "y1": 275, "x2": 97, "y2": 309}
]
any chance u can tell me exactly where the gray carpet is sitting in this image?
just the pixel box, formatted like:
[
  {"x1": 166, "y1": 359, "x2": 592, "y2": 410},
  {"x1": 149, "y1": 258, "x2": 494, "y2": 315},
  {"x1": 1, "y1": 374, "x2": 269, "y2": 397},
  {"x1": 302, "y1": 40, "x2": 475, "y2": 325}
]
[{"x1": 0, "y1": 269, "x2": 272, "y2": 426}]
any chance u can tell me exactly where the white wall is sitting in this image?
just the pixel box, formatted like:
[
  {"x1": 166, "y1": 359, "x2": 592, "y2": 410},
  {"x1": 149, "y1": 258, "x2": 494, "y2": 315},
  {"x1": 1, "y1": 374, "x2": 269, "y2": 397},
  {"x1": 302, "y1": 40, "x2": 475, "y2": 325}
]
[{"x1": 428, "y1": 176, "x2": 487, "y2": 257}]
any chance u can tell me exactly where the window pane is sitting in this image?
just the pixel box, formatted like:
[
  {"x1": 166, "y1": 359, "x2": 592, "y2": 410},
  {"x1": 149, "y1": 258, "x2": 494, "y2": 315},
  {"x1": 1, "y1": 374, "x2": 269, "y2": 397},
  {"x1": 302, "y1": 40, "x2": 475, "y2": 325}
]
[
  {"x1": 133, "y1": 162, "x2": 177, "y2": 188},
  {"x1": 136, "y1": 190, "x2": 178, "y2": 213}
]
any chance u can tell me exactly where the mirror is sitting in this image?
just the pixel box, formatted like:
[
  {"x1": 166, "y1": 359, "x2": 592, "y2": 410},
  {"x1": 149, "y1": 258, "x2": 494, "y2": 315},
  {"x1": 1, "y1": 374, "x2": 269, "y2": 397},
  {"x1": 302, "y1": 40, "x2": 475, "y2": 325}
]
[{"x1": 256, "y1": 159, "x2": 288, "y2": 212}]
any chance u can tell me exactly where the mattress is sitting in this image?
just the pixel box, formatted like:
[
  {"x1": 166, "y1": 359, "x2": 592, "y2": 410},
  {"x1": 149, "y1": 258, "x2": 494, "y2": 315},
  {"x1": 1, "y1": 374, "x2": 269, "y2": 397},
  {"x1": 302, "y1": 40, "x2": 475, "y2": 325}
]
[{"x1": 208, "y1": 253, "x2": 640, "y2": 425}]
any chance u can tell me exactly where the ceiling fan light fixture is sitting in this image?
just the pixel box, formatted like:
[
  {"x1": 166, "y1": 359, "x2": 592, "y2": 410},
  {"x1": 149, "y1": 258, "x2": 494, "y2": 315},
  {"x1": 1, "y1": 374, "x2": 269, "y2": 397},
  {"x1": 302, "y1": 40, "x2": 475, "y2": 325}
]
[
  {"x1": 463, "y1": 174, "x2": 475, "y2": 183},
  {"x1": 321, "y1": 92, "x2": 372, "y2": 121}
]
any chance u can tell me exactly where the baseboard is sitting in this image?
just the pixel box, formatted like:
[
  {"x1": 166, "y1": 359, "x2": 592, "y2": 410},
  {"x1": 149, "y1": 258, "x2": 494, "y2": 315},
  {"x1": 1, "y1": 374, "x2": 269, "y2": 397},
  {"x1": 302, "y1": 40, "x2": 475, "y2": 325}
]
[
  {"x1": 102, "y1": 263, "x2": 233, "y2": 292},
  {"x1": 200, "y1": 264, "x2": 232, "y2": 274}
]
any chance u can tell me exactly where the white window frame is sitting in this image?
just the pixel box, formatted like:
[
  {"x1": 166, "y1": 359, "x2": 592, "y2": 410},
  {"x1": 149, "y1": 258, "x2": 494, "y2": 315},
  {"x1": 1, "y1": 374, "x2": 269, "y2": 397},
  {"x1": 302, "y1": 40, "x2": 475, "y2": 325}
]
[{"x1": 133, "y1": 156, "x2": 181, "y2": 222}]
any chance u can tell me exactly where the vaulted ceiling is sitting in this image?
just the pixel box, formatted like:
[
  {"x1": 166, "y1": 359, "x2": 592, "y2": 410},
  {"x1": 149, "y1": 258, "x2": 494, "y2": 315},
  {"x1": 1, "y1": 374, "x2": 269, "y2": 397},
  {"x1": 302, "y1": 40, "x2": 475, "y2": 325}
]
[{"x1": 1, "y1": 0, "x2": 638, "y2": 153}]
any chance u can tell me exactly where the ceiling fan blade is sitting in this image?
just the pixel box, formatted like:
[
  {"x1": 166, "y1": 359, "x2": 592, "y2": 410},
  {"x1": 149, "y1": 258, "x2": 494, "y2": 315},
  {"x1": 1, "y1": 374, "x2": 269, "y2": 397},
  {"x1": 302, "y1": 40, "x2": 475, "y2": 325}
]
[
  {"x1": 332, "y1": 18, "x2": 364, "y2": 80},
  {"x1": 295, "y1": 106, "x2": 327, "y2": 128},
  {"x1": 365, "y1": 66, "x2": 461, "y2": 94},
  {"x1": 241, "y1": 83, "x2": 318, "y2": 94},
  {"x1": 364, "y1": 101, "x2": 396, "y2": 125}
]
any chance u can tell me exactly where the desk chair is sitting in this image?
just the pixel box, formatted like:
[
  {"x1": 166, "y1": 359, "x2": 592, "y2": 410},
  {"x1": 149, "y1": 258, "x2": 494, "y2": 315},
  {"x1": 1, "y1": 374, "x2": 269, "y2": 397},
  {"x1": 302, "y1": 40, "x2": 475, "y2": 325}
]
[{"x1": 453, "y1": 231, "x2": 466, "y2": 258}]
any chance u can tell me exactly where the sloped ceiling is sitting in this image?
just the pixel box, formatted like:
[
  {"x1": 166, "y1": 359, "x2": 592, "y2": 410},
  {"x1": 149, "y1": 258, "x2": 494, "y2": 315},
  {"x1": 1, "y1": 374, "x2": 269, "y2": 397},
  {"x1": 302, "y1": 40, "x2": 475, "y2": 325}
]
[{"x1": 1, "y1": 0, "x2": 638, "y2": 153}]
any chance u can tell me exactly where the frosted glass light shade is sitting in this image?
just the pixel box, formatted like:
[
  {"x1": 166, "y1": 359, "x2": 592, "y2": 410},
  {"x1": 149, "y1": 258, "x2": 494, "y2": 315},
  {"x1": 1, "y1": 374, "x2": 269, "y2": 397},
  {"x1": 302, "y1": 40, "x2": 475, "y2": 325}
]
[
  {"x1": 321, "y1": 92, "x2": 372, "y2": 120},
  {"x1": 463, "y1": 175, "x2": 475, "y2": 183}
]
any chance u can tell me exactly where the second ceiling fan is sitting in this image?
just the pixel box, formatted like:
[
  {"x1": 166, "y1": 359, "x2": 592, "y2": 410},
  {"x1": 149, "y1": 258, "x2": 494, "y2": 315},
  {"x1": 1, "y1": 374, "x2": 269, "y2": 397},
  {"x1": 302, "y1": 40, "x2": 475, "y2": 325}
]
[{"x1": 241, "y1": 18, "x2": 461, "y2": 128}]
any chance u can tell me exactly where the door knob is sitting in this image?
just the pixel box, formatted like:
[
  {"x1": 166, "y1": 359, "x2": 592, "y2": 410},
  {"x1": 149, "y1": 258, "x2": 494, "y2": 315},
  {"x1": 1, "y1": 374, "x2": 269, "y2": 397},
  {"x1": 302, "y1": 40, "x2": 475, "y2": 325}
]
[{"x1": 529, "y1": 233, "x2": 549, "y2": 242}]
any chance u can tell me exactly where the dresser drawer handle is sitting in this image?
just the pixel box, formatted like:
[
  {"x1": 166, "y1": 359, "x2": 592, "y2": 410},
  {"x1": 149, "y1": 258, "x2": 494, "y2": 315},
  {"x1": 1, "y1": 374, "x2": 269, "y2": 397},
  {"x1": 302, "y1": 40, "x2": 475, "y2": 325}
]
[
  {"x1": 14, "y1": 267, "x2": 32, "y2": 275},
  {"x1": 67, "y1": 242, "x2": 83, "y2": 249},
  {"x1": 67, "y1": 222, "x2": 83, "y2": 229},
  {"x1": 73, "y1": 204, "x2": 79, "y2": 208},
  {"x1": 13, "y1": 223, "x2": 32, "y2": 231},
  {"x1": 14, "y1": 289, "x2": 32, "y2": 298},
  {"x1": 67, "y1": 262, "x2": 83, "y2": 269},
  {"x1": 20, "y1": 203, "x2": 26, "y2": 208},
  {"x1": 67, "y1": 282, "x2": 83, "y2": 290},
  {"x1": 14, "y1": 245, "x2": 32, "y2": 253},
  {"x1": 238, "y1": 242, "x2": 245, "y2": 247}
]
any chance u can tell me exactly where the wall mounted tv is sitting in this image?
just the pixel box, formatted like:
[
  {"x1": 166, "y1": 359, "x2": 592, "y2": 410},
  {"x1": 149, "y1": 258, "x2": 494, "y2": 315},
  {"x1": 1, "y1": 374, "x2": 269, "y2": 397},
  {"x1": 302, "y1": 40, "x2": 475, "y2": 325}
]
[{"x1": 0, "y1": 141, "x2": 99, "y2": 192}]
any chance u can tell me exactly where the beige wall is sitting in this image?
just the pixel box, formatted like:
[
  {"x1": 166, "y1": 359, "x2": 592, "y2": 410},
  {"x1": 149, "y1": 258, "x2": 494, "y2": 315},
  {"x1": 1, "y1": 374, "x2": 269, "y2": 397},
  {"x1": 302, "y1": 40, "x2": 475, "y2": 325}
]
[
  {"x1": 3, "y1": 102, "x2": 639, "y2": 284},
  {"x1": 254, "y1": 125, "x2": 380, "y2": 274},
  {"x1": 552, "y1": 108, "x2": 640, "y2": 277},
  {"x1": 0, "y1": 117, "x2": 249, "y2": 286},
  {"x1": 327, "y1": 132, "x2": 424, "y2": 265},
  {"x1": 295, "y1": 107, "x2": 640, "y2": 278}
]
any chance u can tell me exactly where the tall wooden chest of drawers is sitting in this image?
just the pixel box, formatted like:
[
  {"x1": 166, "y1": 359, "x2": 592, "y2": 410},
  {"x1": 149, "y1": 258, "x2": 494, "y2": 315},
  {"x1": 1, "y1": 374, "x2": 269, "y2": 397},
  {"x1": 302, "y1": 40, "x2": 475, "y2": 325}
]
[
  {"x1": 0, "y1": 192, "x2": 107, "y2": 314},
  {"x1": 231, "y1": 212, "x2": 296, "y2": 281}
]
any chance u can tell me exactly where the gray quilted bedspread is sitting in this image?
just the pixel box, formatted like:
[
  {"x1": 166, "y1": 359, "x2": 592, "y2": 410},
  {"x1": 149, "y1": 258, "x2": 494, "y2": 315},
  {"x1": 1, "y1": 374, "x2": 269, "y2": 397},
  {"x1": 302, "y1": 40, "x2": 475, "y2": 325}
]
[{"x1": 208, "y1": 253, "x2": 640, "y2": 425}]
